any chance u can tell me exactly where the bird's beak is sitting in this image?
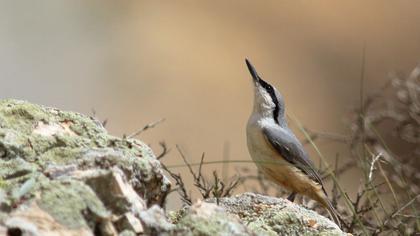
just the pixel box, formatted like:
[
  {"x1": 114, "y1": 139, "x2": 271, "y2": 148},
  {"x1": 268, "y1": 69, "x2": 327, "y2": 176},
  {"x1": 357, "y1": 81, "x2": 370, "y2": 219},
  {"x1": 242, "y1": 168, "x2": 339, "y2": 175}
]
[{"x1": 245, "y1": 58, "x2": 260, "y2": 84}]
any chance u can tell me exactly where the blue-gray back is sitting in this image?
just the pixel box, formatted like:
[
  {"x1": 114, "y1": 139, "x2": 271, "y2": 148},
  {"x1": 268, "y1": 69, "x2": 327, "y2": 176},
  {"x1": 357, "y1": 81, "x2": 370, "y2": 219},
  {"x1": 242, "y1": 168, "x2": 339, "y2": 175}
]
[{"x1": 262, "y1": 126, "x2": 327, "y2": 195}]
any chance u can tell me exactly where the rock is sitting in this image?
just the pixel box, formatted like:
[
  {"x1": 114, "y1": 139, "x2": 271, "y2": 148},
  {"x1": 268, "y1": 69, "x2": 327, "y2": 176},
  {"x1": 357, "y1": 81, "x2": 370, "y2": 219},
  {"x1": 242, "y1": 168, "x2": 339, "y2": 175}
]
[
  {"x1": 139, "y1": 205, "x2": 178, "y2": 235},
  {"x1": 79, "y1": 167, "x2": 147, "y2": 215},
  {"x1": 175, "y1": 200, "x2": 255, "y2": 236},
  {"x1": 206, "y1": 193, "x2": 345, "y2": 236},
  {"x1": 115, "y1": 213, "x2": 144, "y2": 234},
  {"x1": 3, "y1": 202, "x2": 95, "y2": 236},
  {"x1": 164, "y1": 194, "x2": 346, "y2": 236},
  {"x1": 0, "y1": 99, "x2": 170, "y2": 235}
]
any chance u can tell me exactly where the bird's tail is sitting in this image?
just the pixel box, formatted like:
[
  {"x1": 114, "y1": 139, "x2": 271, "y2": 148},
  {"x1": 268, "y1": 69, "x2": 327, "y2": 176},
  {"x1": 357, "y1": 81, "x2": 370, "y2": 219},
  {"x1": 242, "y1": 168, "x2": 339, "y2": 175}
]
[
  {"x1": 324, "y1": 197, "x2": 341, "y2": 229},
  {"x1": 319, "y1": 195, "x2": 341, "y2": 229}
]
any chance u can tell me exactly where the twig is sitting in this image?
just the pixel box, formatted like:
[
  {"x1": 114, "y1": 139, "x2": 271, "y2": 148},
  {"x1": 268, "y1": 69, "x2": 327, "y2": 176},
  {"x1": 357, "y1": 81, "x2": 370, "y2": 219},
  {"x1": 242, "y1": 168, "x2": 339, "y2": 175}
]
[
  {"x1": 196, "y1": 154, "x2": 205, "y2": 183},
  {"x1": 390, "y1": 194, "x2": 420, "y2": 219},
  {"x1": 368, "y1": 153, "x2": 382, "y2": 182},
  {"x1": 375, "y1": 194, "x2": 420, "y2": 235},
  {"x1": 156, "y1": 142, "x2": 170, "y2": 160},
  {"x1": 301, "y1": 128, "x2": 349, "y2": 145},
  {"x1": 161, "y1": 164, "x2": 192, "y2": 206},
  {"x1": 90, "y1": 108, "x2": 108, "y2": 127},
  {"x1": 331, "y1": 155, "x2": 340, "y2": 207},
  {"x1": 176, "y1": 145, "x2": 198, "y2": 180},
  {"x1": 127, "y1": 118, "x2": 165, "y2": 139}
]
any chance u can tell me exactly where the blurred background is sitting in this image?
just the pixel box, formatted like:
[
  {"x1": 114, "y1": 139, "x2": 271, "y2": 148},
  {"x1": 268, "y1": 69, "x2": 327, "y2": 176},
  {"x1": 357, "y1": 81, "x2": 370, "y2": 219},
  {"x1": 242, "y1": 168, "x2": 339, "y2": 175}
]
[{"x1": 1, "y1": 1, "x2": 419, "y2": 208}]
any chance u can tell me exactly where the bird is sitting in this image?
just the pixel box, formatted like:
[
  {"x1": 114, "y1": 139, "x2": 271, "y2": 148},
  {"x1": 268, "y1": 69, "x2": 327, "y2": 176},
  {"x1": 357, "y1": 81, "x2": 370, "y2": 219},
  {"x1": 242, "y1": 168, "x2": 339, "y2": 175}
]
[{"x1": 244, "y1": 58, "x2": 341, "y2": 227}]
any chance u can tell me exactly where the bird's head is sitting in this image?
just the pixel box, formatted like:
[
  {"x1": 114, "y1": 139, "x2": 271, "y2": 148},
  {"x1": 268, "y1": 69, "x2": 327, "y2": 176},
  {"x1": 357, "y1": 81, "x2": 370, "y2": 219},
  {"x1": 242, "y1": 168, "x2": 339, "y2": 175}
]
[{"x1": 245, "y1": 59, "x2": 285, "y2": 124}]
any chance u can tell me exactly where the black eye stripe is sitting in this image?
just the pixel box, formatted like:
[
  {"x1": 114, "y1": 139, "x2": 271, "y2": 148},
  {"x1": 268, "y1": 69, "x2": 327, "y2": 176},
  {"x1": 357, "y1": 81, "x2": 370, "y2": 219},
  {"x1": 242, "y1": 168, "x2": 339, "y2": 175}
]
[{"x1": 258, "y1": 77, "x2": 280, "y2": 124}]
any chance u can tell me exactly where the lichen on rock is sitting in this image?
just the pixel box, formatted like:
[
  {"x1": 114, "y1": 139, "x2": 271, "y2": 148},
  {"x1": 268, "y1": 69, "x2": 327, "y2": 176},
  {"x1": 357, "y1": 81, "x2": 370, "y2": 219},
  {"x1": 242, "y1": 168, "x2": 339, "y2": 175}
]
[
  {"x1": 175, "y1": 201, "x2": 255, "y2": 236},
  {"x1": 206, "y1": 193, "x2": 344, "y2": 236},
  {"x1": 0, "y1": 99, "x2": 170, "y2": 235}
]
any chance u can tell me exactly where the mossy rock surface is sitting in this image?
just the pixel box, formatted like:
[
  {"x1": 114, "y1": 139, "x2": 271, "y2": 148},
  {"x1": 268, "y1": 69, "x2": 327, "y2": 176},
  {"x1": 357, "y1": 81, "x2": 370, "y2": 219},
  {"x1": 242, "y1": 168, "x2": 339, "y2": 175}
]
[
  {"x1": 206, "y1": 193, "x2": 345, "y2": 236},
  {"x1": 157, "y1": 193, "x2": 346, "y2": 236},
  {"x1": 0, "y1": 99, "x2": 170, "y2": 235}
]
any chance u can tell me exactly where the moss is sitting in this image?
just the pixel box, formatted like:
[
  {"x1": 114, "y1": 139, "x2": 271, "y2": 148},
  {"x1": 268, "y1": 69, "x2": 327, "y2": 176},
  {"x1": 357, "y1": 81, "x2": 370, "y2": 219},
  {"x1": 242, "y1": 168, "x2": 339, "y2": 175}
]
[
  {"x1": 243, "y1": 206, "x2": 340, "y2": 236},
  {"x1": 0, "y1": 158, "x2": 37, "y2": 178},
  {"x1": 0, "y1": 99, "x2": 171, "y2": 232},
  {"x1": 246, "y1": 218, "x2": 277, "y2": 236},
  {"x1": 0, "y1": 99, "x2": 51, "y2": 133},
  {"x1": 167, "y1": 209, "x2": 187, "y2": 224},
  {"x1": 38, "y1": 147, "x2": 84, "y2": 165},
  {"x1": 0, "y1": 178, "x2": 7, "y2": 189},
  {"x1": 0, "y1": 99, "x2": 160, "y2": 172},
  {"x1": 0, "y1": 129, "x2": 34, "y2": 160},
  {"x1": 37, "y1": 179, "x2": 109, "y2": 229},
  {"x1": 0, "y1": 99, "x2": 159, "y2": 167},
  {"x1": 0, "y1": 99, "x2": 110, "y2": 162},
  {"x1": 177, "y1": 211, "x2": 248, "y2": 236},
  {"x1": 205, "y1": 193, "x2": 346, "y2": 236},
  {"x1": 0, "y1": 158, "x2": 38, "y2": 196}
]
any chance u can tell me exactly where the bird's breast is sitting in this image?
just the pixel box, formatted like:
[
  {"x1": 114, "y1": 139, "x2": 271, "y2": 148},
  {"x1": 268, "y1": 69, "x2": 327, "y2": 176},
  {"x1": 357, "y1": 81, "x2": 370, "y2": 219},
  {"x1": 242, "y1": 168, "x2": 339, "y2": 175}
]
[{"x1": 246, "y1": 119, "x2": 289, "y2": 171}]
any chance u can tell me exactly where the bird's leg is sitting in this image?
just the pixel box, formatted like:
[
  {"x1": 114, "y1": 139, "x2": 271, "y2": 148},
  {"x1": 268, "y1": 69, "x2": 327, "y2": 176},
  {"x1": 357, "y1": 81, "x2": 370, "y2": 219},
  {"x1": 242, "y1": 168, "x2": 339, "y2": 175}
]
[{"x1": 287, "y1": 192, "x2": 297, "y2": 202}]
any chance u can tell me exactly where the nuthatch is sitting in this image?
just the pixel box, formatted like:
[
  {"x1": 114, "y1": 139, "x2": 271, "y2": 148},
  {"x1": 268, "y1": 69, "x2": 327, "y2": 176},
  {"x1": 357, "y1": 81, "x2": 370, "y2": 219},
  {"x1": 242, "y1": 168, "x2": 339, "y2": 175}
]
[{"x1": 245, "y1": 59, "x2": 341, "y2": 227}]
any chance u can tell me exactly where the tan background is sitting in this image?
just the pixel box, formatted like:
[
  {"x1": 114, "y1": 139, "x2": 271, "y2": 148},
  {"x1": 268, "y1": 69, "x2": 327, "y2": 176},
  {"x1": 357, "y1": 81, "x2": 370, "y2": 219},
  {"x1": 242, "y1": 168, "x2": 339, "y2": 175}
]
[{"x1": 1, "y1": 1, "x2": 419, "y2": 207}]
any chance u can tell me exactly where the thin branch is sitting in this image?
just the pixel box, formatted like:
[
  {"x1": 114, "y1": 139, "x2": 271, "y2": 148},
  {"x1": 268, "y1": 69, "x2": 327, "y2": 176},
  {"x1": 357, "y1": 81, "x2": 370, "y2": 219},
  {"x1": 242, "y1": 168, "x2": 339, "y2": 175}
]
[
  {"x1": 176, "y1": 145, "x2": 198, "y2": 180},
  {"x1": 390, "y1": 195, "x2": 420, "y2": 219},
  {"x1": 368, "y1": 152, "x2": 382, "y2": 182},
  {"x1": 376, "y1": 194, "x2": 420, "y2": 234},
  {"x1": 156, "y1": 142, "x2": 170, "y2": 160},
  {"x1": 161, "y1": 164, "x2": 192, "y2": 206},
  {"x1": 301, "y1": 128, "x2": 349, "y2": 145},
  {"x1": 127, "y1": 118, "x2": 165, "y2": 139}
]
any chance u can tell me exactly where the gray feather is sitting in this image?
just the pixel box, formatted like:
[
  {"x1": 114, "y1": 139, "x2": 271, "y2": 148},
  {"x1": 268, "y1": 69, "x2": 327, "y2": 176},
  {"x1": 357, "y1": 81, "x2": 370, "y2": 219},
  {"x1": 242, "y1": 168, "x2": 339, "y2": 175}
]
[{"x1": 262, "y1": 126, "x2": 327, "y2": 195}]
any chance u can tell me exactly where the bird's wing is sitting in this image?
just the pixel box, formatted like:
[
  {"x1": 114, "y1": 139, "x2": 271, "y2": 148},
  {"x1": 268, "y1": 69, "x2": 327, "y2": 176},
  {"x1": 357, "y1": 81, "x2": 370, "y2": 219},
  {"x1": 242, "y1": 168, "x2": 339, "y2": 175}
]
[{"x1": 262, "y1": 126, "x2": 327, "y2": 194}]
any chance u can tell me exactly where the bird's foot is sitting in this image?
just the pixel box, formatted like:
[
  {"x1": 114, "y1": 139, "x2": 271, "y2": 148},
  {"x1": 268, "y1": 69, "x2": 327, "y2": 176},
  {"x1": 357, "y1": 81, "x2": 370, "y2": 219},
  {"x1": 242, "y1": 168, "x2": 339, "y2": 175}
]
[{"x1": 287, "y1": 192, "x2": 296, "y2": 202}]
